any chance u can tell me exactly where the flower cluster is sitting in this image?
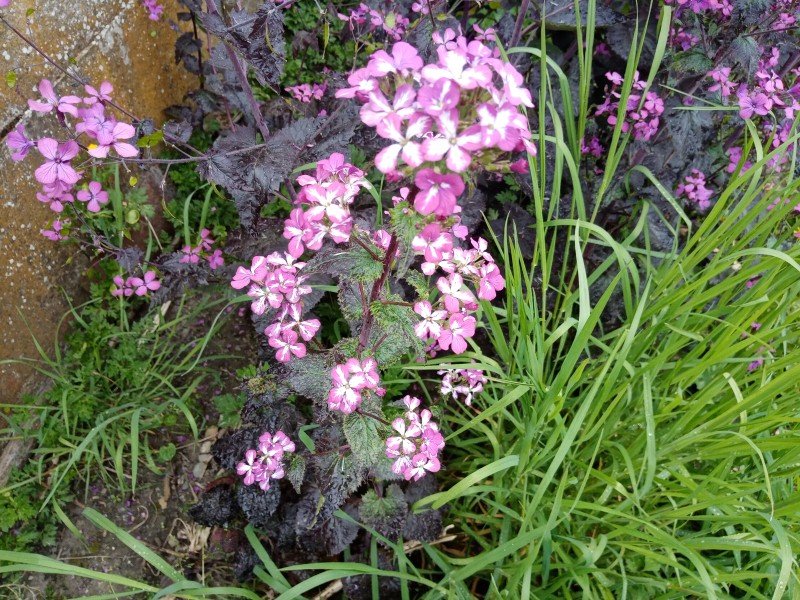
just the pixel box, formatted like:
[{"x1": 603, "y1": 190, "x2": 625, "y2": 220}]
[
  {"x1": 726, "y1": 146, "x2": 752, "y2": 174},
  {"x1": 338, "y1": 3, "x2": 409, "y2": 40},
  {"x1": 736, "y1": 59, "x2": 800, "y2": 122},
  {"x1": 670, "y1": 27, "x2": 699, "y2": 51},
  {"x1": 439, "y1": 367, "x2": 487, "y2": 406},
  {"x1": 282, "y1": 153, "x2": 368, "y2": 257},
  {"x1": 595, "y1": 71, "x2": 664, "y2": 141},
  {"x1": 665, "y1": 0, "x2": 732, "y2": 17},
  {"x1": 141, "y1": 0, "x2": 164, "y2": 20},
  {"x1": 236, "y1": 431, "x2": 296, "y2": 491},
  {"x1": 413, "y1": 233, "x2": 504, "y2": 354},
  {"x1": 111, "y1": 270, "x2": 161, "y2": 297},
  {"x1": 6, "y1": 78, "x2": 139, "y2": 240},
  {"x1": 677, "y1": 169, "x2": 714, "y2": 211},
  {"x1": 328, "y1": 357, "x2": 384, "y2": 414},
  {"x1": 286, "y1": 82, "x2": 327, "y2": 103},
  {"x1": 231, "y1": 252, "x2": 319, "y2": 363},
  {"x1": 337, "y1": 34, "x2": 535, "y2": 195},
  {"x1": 180, "y1": 228, "x2": 225, "y2": 270},
  {"x1": 581, "y1": 136, "x2": 604, "y2": 158},
  {"x1": 385, "y1": 396, "x2": 444, "y2": 481}
]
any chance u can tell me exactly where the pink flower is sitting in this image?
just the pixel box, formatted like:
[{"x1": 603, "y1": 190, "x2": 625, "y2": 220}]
[
  {"x1": 111, "y1": 275, "x2": 134, "y2": 297},
  {"x1": 438, "y1": 313, "x2": 477, "y2": 354},
  {"x1": 208, "y1": 249, "x2": 225, "y2": 270},
  {"x1": 28, "y1": 79, "x2": 81, "y2": 116},
  {"x1": 412, "y1": 223, "x2": 453, "y2": 263},
  {"x1": 417, "y1": 78, "x2": 460, "y2": 117},
  {"x1": 269, "y1": 329, "x2": 307, "y2": 362},
  {"x1": 89, "y1": 121, "x2": 139, "y2": 158},
  {"x1": 335, "y1": 67, "x2": 377, "y2": 100},
  {"x1": 413, "y1": 169, "x2": 465, "y2": 217},
  {"x1": 677, "y1": 169, "x2": 714, "y2": 211},
  {"x1": 83, "y1": 81, "x2": 113, "y2": 105},
  {"x1": 373, "y1": 114, "x2": 427, "y2": 174},
  {"x1": 128, "y1": 271, "x2": 161, "y2": 296},
  {"x1": 6, "y1": 124, "x2": 34, "y2": 161},
  {"x1": 34, "y1": 138, "x2": 80, "y2": 185},
  {"x1": 360, "y1": 85, "x2": 417, "y2": 126},
  {"x1": 708, "y1": 67, "x2": 734, "y2": 97},
  {"x1": 440, "y1": 368, "x2": 487, "y2": 406},
  {"x1": 76, "y1": 181, "x2": 109, "y2": 212},
  {"x1": 180, "y1": 245, "x2": 201, "y2": 264},
  {"x1": 477, "y1": 262, "x2": 505, "y2": 300},
  {"x1": 236, "y1": 449, "x2": 263, "y2": 486},
  {"x1": 414, "y1": 301, "x2": 448, "y2": 339},
  {"x1": 367, "y1": 41, "x2": 423, "y2": 77},
  {"x1": 41, "y1": 218, "x2": 68, "y2": 241},
  {"x1": 405, "y1": 453, "x2": 441, "y2": 481},
  {"x1": 437, "y1": 273, "x2": 478, "y2": 312},
  {"x1": 422, "y1": 110, "x2": 482, "y2": 172},
  {"x1": 231, "y1": 256, "x2": 268, "y2": 289},
  {"x1": 421, "y1": 47, "x2": 492, "y2": 90},
  {"x1": 738, "y1": 89, "x2": 772, "y2": 119},
  {"x1": 328, "y1": 362, "x2": 363, "y2": 414},
  {"x1": 386, "y1": 417, "x2": 422, "y2": 457},
  {"x1": 141, "y1": 0, "x2": 163, "y2": 20},
  {"x1": 285, "y1": 303, "x2": 320, "y2": 340},
  {"x1": 37, "y1": 188, "x2": 73, "y2": 213},
  {"x1": 76, "y1": 104, "x2": 114, "y2": 139},
  {"x1": 345, "y1": 357, "x2": 380, "y2": 390}
]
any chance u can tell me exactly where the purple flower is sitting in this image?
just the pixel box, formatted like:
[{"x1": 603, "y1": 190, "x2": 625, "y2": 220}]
[
  {"x1": 6, "y1": 124, "x2": 35, "y2": 161},
  {"x1": 128, "y1": 271, "x2": 161, "y2": 296},
  {"x1": 89, "y1": 121, "x2": 139, "y2": 158},
  {"x1": 34, "y1": 138, "x2": 80, "y2": 185},
  {"x1": 83, "y1": 81, "x2": 113, "y2": 105},
  {"x1": 738, "y1": 89, "x2": 772, "y2": 119},
  {"x1": 76, "y1": 181, "x2": 109, "y2": 212},
  {"x1": 208, "y1": 249, "x2": 224, "y2": 270},
  {"x1": 28, "y1": 79, "x2": 81, "y2": 116}
]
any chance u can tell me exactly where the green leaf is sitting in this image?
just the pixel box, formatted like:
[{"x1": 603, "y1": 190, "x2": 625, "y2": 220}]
[
  {"x1": 136, "y1": 130, "x2": 164, "y2": 148},
  {"x1": 343, "y1": 412, "x2": 385, "y2": 468},
  {"x1": 5, "y1": 71, "x2": 17, "y2": 89},
  {"x1": 286, "y1": 454, "x2": 306, "y2": 494}
]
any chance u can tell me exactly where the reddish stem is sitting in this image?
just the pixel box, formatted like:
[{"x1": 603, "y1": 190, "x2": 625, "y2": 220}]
[{"x1": 357, "y1": 233, "x2": 399, "y2": 353}]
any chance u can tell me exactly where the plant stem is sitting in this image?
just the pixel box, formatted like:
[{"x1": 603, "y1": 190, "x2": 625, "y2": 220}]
[
  {"x1": 510, "y1": 0, "x2": 531, "y2": 48},
  {"x1": 205, "y1": 0, "x2": 270, "y2": 141},
  {"x1": 0, "y1": 15, "x2": 202, "y2": 157},
  {"x1": 358, "y1": 233, "x2": 399, "y2": 353}
]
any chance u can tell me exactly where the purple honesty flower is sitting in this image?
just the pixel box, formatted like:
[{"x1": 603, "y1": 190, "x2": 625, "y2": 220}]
[
  {"x1": 34, "y1": 138, "x2": 80, "y2": 185},
  {"x1": 83, "y1": 81, "x2": 113, "y2": 105},
  {"x1": 88, "y1": 121, "x2": 139, "y2": 158},
  {"x1": 128, "y1": 271, "x2": 161, "y2": 296},
  {"x1": 28, "y1": 79, "x2": 81, "y2": 116},
  {"x1": 76, "y1": 181, "x2": 109, "y2": 212},
  {"x1": 6, "y1": 124, "x2": 35, "y2": 161}
]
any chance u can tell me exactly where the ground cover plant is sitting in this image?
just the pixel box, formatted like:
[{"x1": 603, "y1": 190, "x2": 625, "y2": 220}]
[{"x1": 1, "y1": 0, "x2": 800, "y2": 597}]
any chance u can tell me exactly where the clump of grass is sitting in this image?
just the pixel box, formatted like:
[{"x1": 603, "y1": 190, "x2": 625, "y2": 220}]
[
  {"x1": 0, "y1": 291, "x2": 232, "y2": 522},
  {"x1": 400, "y1": 12, "x2": 800, "y2": 597}
]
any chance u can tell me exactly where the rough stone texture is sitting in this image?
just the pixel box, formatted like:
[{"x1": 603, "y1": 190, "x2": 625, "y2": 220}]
[{"x1": 0, "y1": 1, "x2": 196, "y2": 402}]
